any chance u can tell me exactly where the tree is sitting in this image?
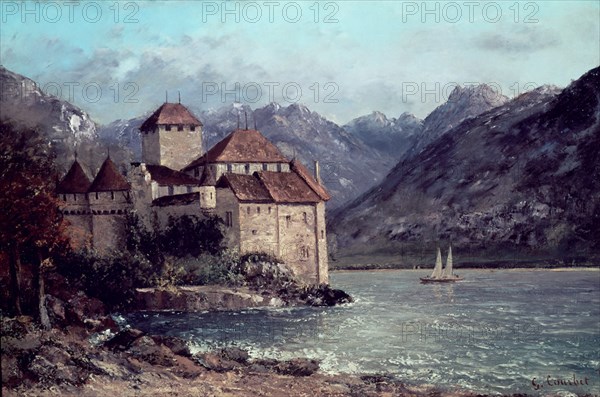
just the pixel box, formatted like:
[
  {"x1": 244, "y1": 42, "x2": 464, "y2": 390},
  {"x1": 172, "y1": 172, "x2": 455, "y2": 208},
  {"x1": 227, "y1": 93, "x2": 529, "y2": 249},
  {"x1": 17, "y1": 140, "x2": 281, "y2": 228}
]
[{"x1": 0, "y1": 119, "x2": 68, "y2": 327}]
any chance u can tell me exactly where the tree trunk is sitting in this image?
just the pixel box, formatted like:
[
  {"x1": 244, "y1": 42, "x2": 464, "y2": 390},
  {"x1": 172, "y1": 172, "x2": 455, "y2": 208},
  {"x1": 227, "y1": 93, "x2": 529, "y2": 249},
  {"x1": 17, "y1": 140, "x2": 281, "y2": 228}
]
[
  {"x1": 8, "y1": 244, "x2": 22, "y2": 316},
  {"x1": 37, "y1": 251, "x2": 51, "y2": 331}
]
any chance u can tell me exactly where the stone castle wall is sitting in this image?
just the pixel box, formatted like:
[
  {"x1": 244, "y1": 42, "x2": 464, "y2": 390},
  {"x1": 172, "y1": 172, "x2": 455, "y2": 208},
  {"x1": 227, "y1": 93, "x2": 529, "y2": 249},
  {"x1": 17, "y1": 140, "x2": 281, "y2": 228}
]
[{"x1": 60, "y1": 193, "x2": 93, "y2": 250}]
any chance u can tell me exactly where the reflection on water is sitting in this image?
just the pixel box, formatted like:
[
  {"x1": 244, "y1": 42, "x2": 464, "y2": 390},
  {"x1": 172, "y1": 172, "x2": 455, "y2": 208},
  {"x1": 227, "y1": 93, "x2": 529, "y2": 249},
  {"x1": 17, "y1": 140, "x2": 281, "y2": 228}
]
[
  {"x1": 432, "y1": 283, "x2": 455, "y2": 302},
  {"x1": 126, "y1": 269, "x2": 600, "y2": 395}
]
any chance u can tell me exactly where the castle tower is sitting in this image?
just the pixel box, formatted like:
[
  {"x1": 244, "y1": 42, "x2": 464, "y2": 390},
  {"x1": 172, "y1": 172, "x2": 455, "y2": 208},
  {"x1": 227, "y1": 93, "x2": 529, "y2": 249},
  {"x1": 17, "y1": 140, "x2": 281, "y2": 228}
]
[
  {"x1": 57, "y1": 160, "x2": 93, "y2": 250},
  {"x1": 139, "y1": 102, "x2": 203, "y2": 171},
  {"x1": 88, "y1": 156, "x2": 131, "y2": 253},
  {"x1": 198, "y1": 165, "x2": 216, "y2": 209}
]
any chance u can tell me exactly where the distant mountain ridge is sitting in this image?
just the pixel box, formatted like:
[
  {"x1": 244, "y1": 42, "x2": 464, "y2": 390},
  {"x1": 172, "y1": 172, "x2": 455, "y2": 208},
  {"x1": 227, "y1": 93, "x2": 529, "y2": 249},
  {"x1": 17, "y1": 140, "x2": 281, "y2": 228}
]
[
  {"x1": 330, "y1": 66, "x2": 600, "y2": 260},
  {"x1": 0, "y1": 65, "x2": 100, "y2": 171}
]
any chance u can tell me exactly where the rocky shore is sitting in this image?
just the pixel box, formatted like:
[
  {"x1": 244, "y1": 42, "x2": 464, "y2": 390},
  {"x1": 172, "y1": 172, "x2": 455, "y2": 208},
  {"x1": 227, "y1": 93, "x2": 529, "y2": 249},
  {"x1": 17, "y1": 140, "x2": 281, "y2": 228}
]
[
  {"x1": 2, "y1": 315, "x2": 480, "y2": 397},
  {"x1": 133, "y1": 283, "x2": 353, "y2": 312}
]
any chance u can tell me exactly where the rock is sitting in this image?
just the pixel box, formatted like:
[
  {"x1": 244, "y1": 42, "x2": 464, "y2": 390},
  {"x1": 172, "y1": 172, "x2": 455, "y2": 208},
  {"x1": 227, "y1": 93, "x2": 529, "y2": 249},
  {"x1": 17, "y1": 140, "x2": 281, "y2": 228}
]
[
  {"x1": 1, "y1": 316, "x2": 37, "y2": 339},
  {"x1": 276, "y1": 358, "x2": 319, "y2": 376},
  {"x1": 67, "y1": 291, "x2": 106, "y2": 323},
  {"x1": 46, "y1": 295, "x2": 67, "y2": 326},
  {"x1": 128, "y1": 336, "x2": 177, "y2": 367},
  {"x1": 151, "y1": 335, "x2": 192, "y2": 357},
  {"x1": 103, "y1": 328, "x2": 145, "y2": 351},
  {"x1": 27, "y1": 345, "x2": 86, "y2": 386},
  {"x1": 302, "y1": 285, "x2": 353, "y2": 306},
  {"x1": 195, "y1": 352, "x2": 242, "y2": 372},
  {"x1": 1, "y1": 354, "x2": 23, "y2": 388},
  {"x1": 219, "y1": 347, "x2": 249, "y2": 363}
]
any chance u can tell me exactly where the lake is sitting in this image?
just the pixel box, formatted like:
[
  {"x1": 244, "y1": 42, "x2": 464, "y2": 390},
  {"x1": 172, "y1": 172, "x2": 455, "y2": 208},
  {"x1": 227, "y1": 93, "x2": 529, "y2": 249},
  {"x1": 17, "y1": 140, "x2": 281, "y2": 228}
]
[{"x1": 125, "y1": 269, "x2": 600, "y2": 395}]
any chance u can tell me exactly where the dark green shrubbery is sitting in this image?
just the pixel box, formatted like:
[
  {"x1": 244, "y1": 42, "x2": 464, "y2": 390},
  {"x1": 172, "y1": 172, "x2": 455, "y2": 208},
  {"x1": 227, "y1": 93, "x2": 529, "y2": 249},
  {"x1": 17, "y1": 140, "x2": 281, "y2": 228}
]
[{"x1": 55, "y1": 213, "x2": 227, "y2": 309}]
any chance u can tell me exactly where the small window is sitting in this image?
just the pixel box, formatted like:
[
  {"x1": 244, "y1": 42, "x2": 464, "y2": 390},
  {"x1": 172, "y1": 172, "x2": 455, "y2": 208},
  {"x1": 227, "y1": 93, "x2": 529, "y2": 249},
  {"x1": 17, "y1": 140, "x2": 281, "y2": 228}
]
[
  {"x1": 201, "y1": 193, "x2": 205, "y2": 200},
  {"x1": 303, "y1": 212, "x2": 307, "y2": 224},
  {"x1": 73, "y1": 194, "x2": 77, "y2": 201},
  {"x1": 210, "y1": 192, "x2": 213, "y2": 199},
  {"x1": 245, "y1": 163, "x2": 250, "y2": 174},
  {"x1": 268, "y1": 207, "x2": 272, "y2": 214},
  {"x1": 226, "y1": 211, "x2": 233, "y2": 227},
  {"x1": 321, "y1": 230, "x2": 324, "y2": 239},
  {"x1": 95, "y1": 192, "x2": 99, "y2": 200},
  {"x1": 286, "y1": 215, "x2": 291, "y2": 228},
  {"x1": 262, "y1": 163, "x2": 268, "y2": 171},
  {"x1": 62, "y1": 194, "x2": 66, "y2": 201},
  {"x1": 166, "y1": 125, "x2": 172, "y2": 131},
  {"x1": 257, "y1": 207, "x2": 260, "y2": 214},
  {"x1": 277, "y1": 163, "x2": 282, "y2": 172},
  {"x1": 252, "y1": 230, "x2": 257, "y2": 235},
  {"x1": 227, "y1": 164, "x2": 232, "y2": 172},
  {"x1": 190, "y1": 125, "x2": 196, "y2": 131},
  {"x1": 111, "y1": 191, "x2": 115, "y2": 200},
  {"x1": 178, "y1": 124, "x2": 184, "y2": 131}
]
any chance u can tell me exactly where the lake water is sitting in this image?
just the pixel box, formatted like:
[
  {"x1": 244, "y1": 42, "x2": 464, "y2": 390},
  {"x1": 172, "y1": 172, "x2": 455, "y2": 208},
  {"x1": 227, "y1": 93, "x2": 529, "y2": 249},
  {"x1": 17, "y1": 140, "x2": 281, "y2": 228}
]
[{"x1": 125, "y1": 269, "x2": 600, "y2": 395}]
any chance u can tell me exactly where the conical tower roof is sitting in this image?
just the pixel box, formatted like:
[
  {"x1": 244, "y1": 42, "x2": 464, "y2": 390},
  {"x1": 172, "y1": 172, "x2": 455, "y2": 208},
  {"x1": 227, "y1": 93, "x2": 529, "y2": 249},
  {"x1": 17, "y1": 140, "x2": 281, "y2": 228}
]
[
  {"x1": 198, "y1": 165, "x2": 217, "y2": 186},
  {"x1": 57, "y1": 160, "x2": 91, "y2": 193},
  {"x1": 89, "y1": 157, "x2": 130, "y2": 192}
]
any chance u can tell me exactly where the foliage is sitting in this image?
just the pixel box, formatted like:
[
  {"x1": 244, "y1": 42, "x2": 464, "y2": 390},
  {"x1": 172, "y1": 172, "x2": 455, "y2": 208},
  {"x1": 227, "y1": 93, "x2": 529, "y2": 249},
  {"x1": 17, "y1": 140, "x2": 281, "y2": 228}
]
[
  {"x1": 0, "y1": 119, "x2": 69, "y2": 319},
  {"x1": 55, "y1": 250, "x2": 157, "y2": 310},
  {"x1": 177, "y1": 249, "x2": 244, "y2": 286},
  {"x1": 160, "y1": 215, "x2": 224, "y2": 257}
]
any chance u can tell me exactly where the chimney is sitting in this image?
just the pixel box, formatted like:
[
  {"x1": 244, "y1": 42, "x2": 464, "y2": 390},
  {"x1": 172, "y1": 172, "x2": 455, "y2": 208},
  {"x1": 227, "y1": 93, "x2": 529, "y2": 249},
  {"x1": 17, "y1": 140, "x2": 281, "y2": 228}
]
[{"x1": 314, "y1": 160, "x2": 321, "y2": 183}]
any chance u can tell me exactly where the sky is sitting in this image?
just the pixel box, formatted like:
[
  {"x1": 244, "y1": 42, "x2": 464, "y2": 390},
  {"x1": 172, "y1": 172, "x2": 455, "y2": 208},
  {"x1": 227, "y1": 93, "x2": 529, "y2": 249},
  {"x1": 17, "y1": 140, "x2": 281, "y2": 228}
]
[{"x1": 1, "y1": 0, "x2": 599, "y2": 125}]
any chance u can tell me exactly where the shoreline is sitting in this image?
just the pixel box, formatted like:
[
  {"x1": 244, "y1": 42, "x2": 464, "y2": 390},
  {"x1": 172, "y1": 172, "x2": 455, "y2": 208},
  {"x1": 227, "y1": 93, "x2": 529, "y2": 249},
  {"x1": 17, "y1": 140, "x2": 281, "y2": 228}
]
[
  {"x1": 331, "y1": 266, "x2": 600, "y2": 273},
  {"x1": 0, "y1": 317, "x2": 488, "y2": 397}
]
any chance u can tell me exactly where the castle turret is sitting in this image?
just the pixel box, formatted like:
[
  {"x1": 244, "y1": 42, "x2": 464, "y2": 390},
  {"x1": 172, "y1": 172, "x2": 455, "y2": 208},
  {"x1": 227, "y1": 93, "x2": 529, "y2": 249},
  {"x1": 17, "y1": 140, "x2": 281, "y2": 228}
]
[
  {"x1": 88, "y1": 157, "x2": 131, "y2": 253},
  {"x1": 58, "y1": 160, "x2": 93, "y2": 249},
  {"x1": 140, "y1": 102, "x2": 203, "y2": 170},
  {"x1": 198, "y1": 165, "x2": 216, "y2": 209}
]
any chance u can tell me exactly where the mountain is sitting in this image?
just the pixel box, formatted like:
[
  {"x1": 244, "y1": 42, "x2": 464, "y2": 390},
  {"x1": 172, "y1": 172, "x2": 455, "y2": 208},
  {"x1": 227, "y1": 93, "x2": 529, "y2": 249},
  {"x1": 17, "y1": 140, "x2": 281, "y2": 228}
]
[
  {"x1": 330, "y1": 67, "x2": 599, "y2": 261},
  {"x1": 406, "y1": 84, "x2": 510, "y2": 158},
  {"x1": 344, "y1": 111, "x2": 423, "y2": 159},
  {"x1": 0, "y1": 66, "x2": 101, "y2": 171}
]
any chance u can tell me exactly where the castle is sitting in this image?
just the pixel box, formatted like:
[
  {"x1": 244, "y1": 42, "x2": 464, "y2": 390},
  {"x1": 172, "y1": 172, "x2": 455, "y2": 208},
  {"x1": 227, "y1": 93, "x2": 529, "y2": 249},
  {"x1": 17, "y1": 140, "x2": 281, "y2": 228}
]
[{"x1": 57, "y1": 102, "x2": 330, "y2": 284}]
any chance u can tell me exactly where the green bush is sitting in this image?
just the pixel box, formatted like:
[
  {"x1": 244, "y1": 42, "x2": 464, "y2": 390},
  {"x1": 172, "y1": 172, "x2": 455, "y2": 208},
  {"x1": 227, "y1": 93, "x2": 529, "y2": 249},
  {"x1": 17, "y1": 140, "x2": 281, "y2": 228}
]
[
  {"x1": 55, "y1": 250, "x2": 157, "y2": 310},
  {"x1": 177, "y1": 249, "x2": 243, "y2": 286},
  {"x1": 160, "y1": 215, "x2": 224, "y2": 257}
]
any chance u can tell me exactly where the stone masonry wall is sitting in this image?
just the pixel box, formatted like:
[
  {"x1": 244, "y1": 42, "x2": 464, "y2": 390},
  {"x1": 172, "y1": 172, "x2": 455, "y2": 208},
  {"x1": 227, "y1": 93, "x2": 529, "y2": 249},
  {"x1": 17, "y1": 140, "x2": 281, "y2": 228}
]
[
  {"x1": 89, "y1": 191, "x2": 131, "y2": 253},
  {"x1": 276, "y1": 203, "x2": 319, "y2": 284},
  {"x1": 158, "y1": 125, "x2": 203, "y2": 171},
  {"x1": 238, "y1": 203, "x2": 278, "y2": 256}
]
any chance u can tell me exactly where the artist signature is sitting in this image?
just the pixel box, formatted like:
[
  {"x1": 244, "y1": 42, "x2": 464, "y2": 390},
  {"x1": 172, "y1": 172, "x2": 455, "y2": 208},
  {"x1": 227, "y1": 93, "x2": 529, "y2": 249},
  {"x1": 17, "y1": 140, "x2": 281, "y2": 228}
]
[{"x1": 531, "y1": 374, "x2": 593, "y2": 390}]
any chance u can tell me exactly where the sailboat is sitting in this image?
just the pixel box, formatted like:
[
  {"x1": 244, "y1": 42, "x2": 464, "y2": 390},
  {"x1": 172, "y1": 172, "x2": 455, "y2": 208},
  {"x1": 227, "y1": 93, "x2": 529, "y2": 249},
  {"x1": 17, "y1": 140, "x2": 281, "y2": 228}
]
[{"x1": 420, "y1": 246, "x2": 463, "y2": 283}]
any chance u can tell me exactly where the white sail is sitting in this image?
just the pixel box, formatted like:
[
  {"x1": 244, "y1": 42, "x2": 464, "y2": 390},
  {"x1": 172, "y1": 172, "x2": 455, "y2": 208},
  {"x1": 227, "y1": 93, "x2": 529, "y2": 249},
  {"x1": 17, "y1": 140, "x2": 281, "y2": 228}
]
[
  {"x1": 442, "y1": 245, "x2": 453, "y2": 278},
  {"x1": 431, "y1": 247, "x2": 443, "y2": 278}
]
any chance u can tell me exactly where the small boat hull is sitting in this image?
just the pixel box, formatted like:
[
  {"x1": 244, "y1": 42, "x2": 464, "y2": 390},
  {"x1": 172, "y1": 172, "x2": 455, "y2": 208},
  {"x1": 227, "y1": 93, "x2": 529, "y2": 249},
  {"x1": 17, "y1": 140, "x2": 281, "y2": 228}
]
[{"x1": 420, "y1": 276, "x2": 463, "y2": 283}]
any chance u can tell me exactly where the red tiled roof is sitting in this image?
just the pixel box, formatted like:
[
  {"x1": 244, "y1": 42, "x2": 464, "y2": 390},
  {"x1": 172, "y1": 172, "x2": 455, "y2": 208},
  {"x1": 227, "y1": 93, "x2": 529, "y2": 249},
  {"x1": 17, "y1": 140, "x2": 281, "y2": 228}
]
[
  {"x1": 145, "y1": 164, "x2": 200, "y2": 186},
  {"x1": 256, "y1": 171, "x2": 321, "y2": 203},
  {"x1": 290, "y1": 159, "x2": 331, "y2": 201},
  {"x1": 152, "y1": 192, "x2": 199, "y2": 207},
  {"x1": 57, "y1": 160, "x2": 91, "y2": 193},
  {"x1": 182, "y1": 129, "x2": 288, "y2": 171},
  {"x1": 89, "y1": 157, "x2": 130, "y2": 192},
  {"x1": 216, "y1": 173, "x2": 272, "y2": 202},
  {"x1": 140, "y1": 103, "x2": 203, "y2": 132}
]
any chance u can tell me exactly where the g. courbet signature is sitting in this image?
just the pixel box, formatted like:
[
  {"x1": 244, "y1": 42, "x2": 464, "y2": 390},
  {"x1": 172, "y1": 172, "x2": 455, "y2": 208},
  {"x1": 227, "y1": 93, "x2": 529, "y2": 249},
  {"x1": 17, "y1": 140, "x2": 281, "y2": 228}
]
[{"x1": 531, "y1": 374, "x2": 590, "y2": 390}]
